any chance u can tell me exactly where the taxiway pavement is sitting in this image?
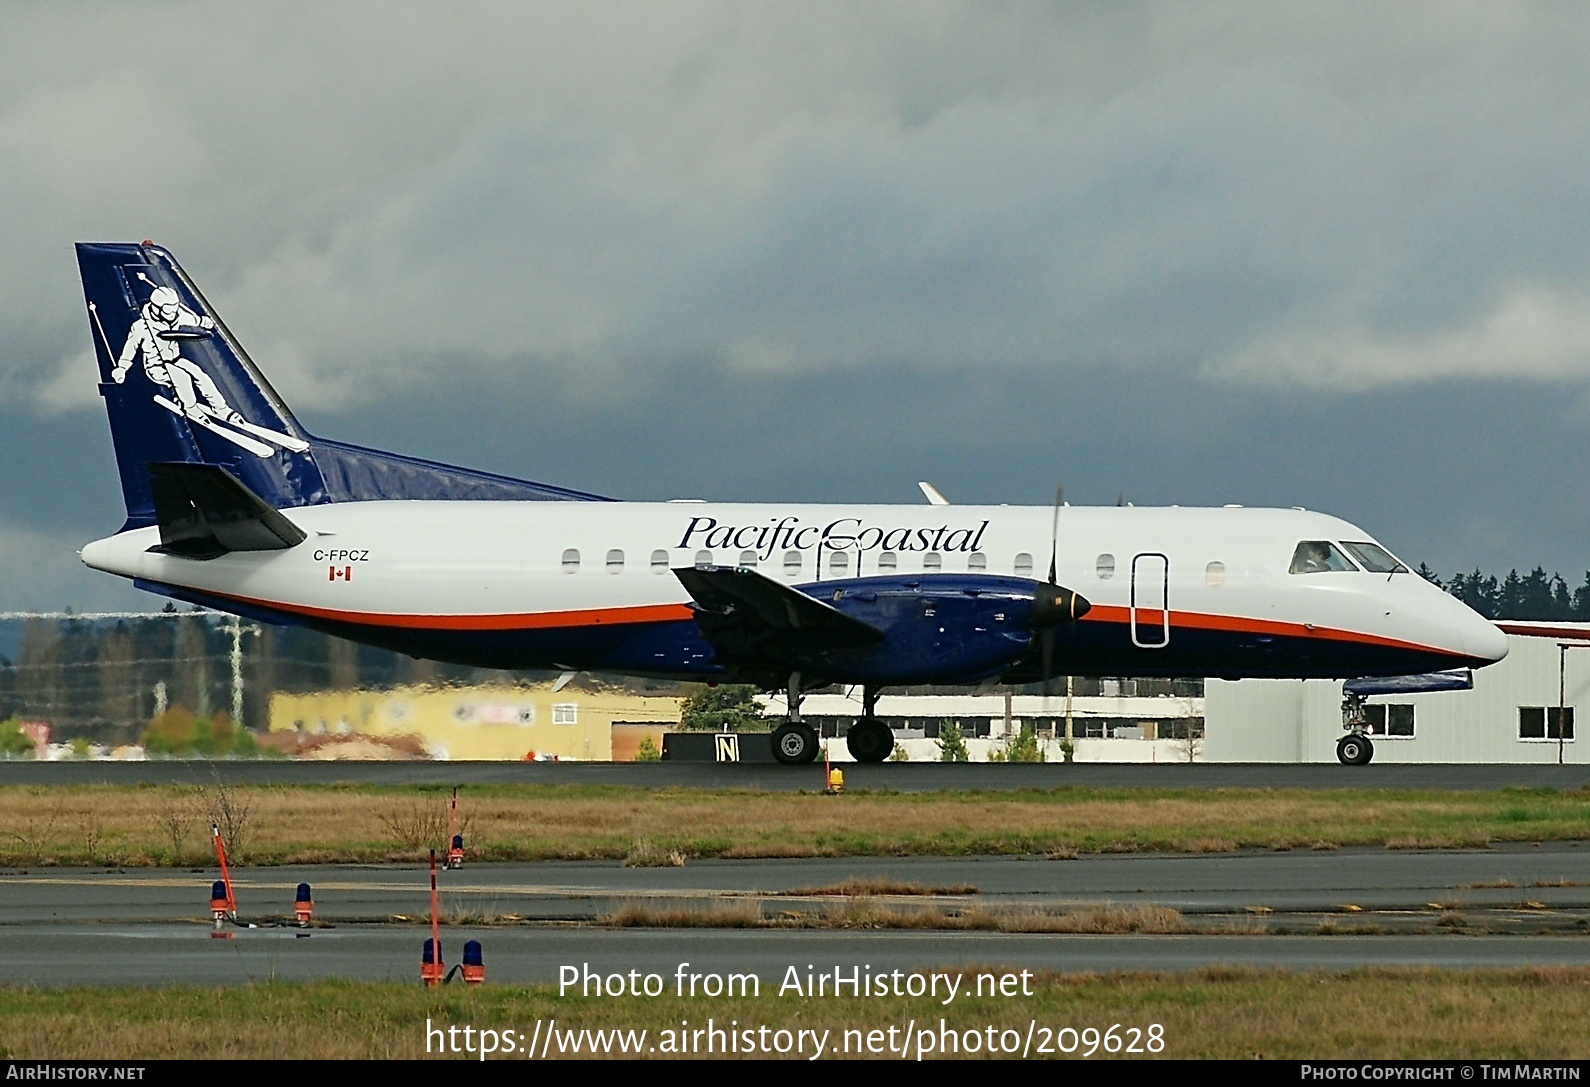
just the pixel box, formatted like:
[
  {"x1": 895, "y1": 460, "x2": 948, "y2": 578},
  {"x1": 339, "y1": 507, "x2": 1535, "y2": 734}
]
[
  {"x1": 1, "y1": 761, "x2": 1587, "y2": 790},
  {"x1": 5, "y1": 848, "x2": 1589, "y2": 985}
]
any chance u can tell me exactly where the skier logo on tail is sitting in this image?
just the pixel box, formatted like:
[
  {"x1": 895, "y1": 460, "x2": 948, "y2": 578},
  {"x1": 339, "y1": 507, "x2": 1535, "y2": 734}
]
[{"x1": 96, "y1": 273, "x2": 309, "y2": 458}]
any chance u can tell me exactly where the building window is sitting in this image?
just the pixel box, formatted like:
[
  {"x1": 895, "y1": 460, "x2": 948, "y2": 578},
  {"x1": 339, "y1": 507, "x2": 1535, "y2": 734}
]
[
  {"x1": 650, "y1": 549, "x2": 669, "y2": 572},
  {"x1": 829, "y1": 550, "x2": 850, "y2": 575},
  {"x1": 783, "y1": 550, "x2": 802, "y2": 576},
  {"x1": 1364, "y1": 703, "x2": 1415, "y2": 738},
  {"x1": 1014, "y1": 552, "x2": 1033, "y2": 576},
  {"x1": 552, "y1": 703, "x2": 578, "y2": 725},
  {"x1": 1519, "y1": 706, "x2": 1575, "y2": 741},
  {"x1": 924, "y1": 552, "x2": 942, "y2": 571},
  {"x1": 605, "y1": 549, "x2": 624, "y2": 572},
  {"x1": 968, "y1": 552, "x2": 987, "y2": 571},
  {"x1": 561, "y1": 548, "x2": 580, "y2": 572},
  {"x1": 878, "y1": 551, "x2": 898, "y2": 571},
  {"x1": 738, "y1": 550, "x2": 758, "y2": 569},
  {"x1": 1205, "y1": 561, "x2": 1226, "y2": 588},
  {"x1": 1096, "y1": 553, "x2": 1115, "y2": 579},
  {"x1": 694, "y1": 549, "x2": 713, "y2": 569}
]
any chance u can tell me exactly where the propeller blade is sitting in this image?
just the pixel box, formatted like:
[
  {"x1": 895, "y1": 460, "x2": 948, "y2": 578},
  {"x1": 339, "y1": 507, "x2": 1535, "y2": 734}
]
[
  {"x1": 1047, "y1": 481, "x2": 1063, "y2": 585},
  {"x1": 1041, "y1": 627, "x2": 1055, "y2": 701}
]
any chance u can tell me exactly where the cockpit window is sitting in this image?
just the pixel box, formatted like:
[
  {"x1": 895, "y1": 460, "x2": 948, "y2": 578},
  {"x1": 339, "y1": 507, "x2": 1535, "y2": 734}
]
[
  {"x1": 1340, "y1": 541, "x2": 1408, "y2": 574},
  {"x1": 1289, "y1": 541, "x2": 1358, "y2": 574}
]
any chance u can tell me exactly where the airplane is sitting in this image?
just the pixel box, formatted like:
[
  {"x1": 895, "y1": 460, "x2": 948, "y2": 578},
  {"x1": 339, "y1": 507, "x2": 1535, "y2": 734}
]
[{"x1": 72, "y1": 241, "x2": 1510, "y2": 767}]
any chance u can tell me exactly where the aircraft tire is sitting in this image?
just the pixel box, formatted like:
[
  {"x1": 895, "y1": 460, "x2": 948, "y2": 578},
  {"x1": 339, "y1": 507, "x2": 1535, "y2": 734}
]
[
  {"x1": 772, "y1": 722, "x2": 820, "y2": 765},
  {"x1": 846, "y1": 719, "x2": 894, "y2": 763},
  {"x1": 1336, "y1": 733, "x2": 1374, "y2": 766}
]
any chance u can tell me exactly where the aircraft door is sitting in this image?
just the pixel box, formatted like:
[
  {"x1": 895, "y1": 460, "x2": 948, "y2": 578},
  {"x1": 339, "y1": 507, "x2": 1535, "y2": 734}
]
[{"x1": 1130, "y1": 553, "x2": 1170, "y2": 649}]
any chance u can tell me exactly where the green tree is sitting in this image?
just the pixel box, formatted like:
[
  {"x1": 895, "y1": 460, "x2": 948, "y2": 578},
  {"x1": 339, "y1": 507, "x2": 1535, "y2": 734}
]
[
  {"x1": 936, "y1": 720, "x2": 969, "y2": 762},
  {"x1": 0, "y1": 717, "x2": 37, "y2": 760},
  {"x1": 635, "y1": 734, "x2": 662, "y2": 762},
  {"x1": 141, "y1": 707, "x2": 259, "y2": 757},
  {"x1": 989, "y1": 722, "x2": 1045, "y2": 763},
  {"x1": 679, "y1": 685, "x2": 765, "y2": 731},
  {"x1": 889, "y1": 742, "x2": 910, "y2": 762}
]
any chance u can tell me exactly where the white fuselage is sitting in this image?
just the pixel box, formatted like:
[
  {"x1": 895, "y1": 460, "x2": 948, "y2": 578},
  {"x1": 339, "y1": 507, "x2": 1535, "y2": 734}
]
[{"x1": 80, "y1": 500, "x2": 1509, "y2": 682}]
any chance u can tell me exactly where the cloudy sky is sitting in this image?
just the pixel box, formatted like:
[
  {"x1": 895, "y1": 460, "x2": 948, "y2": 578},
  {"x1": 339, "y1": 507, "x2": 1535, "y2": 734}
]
[{"x1": 3, "y1": 2, "x2": 1589, "y2": 609}]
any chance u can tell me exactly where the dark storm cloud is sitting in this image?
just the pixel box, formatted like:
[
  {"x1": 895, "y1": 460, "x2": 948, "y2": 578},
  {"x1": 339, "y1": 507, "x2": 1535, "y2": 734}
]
[{"x1": 1, "y1": 2, "x2": 1588, "y2": 607}]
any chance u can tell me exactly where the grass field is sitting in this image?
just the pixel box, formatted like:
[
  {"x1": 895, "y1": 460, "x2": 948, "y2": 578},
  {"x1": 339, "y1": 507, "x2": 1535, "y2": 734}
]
[
  {"x1": 0, "y1": 782, "x2": 1587, "y2": 866},
  {"x1": 1, "y1": 968, "x2": 1585, "y2": 1059}
]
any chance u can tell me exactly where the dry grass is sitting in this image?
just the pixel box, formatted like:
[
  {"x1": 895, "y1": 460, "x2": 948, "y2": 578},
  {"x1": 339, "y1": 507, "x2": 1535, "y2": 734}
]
[
  {"x1": 0, "y1": 782, "x2": 1583, "y2": 866},
  {"x1": 4, "y1": 969, "x2": 1590, "y2": 1058},
  {"x1": 604, "y1": 899, "x2": 765, "y2": 928},
  {"x1": 782, "y1": 878, "x2": 979, "y2": 897},
  {"x1": 622, "y1": 839, "x2": 688, "y2": 867},
  {"x1": 601, "y1": 898, "x2": 1206, "y2": 934}
]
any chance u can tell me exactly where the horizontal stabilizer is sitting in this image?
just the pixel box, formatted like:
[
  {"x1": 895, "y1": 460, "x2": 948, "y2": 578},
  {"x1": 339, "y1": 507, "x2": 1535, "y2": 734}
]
[
  {"x1": 674, "y1": 566, "x2": 883, "y2": 659},
  {"x1": 148, "y1": 462, "x2": 307, "y2": 559},
  {"x1": 1344, "y1": 668, "x2": 1473, "y2": 697}
]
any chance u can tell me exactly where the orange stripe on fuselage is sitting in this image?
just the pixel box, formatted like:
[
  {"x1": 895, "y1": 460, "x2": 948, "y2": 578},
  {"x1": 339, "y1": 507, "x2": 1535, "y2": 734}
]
[
  {"x1": 1081, "y1": 604, "x2": 1458, "y2": 657},
  {"x1": 206, "y1": 591, "x2": 695, "y2": 631},
  {"x1": 205, "y1": 591, "x2": 1457, "y2": 656}
]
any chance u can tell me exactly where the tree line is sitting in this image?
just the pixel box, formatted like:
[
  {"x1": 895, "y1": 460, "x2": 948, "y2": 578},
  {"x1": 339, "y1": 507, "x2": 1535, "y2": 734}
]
[{"x1": 1419, "y1": 565, "x2": 1590, "y2": 622}]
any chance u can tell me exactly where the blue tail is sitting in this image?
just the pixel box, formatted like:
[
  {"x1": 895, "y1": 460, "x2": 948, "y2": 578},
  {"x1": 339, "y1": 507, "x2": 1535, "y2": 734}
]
[{"x1": 76, "y1": 241, "x2": 608, "y2": 530}]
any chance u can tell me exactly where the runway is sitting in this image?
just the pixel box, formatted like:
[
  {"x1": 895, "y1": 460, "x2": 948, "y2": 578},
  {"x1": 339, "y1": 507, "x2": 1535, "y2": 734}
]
[
  {"x1": 5, "y1": 927, "x2": 1588, "y2": 987},
  {"x1": 5, "y1": 846, "x2": 1589, "y2": 985},
  {"x1": 2, "y1": 760, "x2": 1588, "y2": 790}
]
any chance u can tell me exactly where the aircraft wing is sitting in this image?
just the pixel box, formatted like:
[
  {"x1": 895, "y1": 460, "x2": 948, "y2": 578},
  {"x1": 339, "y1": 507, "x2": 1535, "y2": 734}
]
[{"x1": 673, "y1": 566, "x2": 884, "y2": 660}]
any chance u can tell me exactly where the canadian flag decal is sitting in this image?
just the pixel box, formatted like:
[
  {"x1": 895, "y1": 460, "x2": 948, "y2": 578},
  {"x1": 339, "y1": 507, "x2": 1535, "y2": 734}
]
[{"x1": 329, "y1": 566, "x2": 353, "y2": 582}]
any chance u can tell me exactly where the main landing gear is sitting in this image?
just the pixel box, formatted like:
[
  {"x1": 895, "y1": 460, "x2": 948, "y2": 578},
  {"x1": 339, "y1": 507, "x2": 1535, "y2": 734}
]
[
  {"x1": 771, "y1": 672, "x2": 820, "y2": 765},
  {"x1": 1336, "y1": 692, "x2": 1375, "y2": 766},
  {"x1": 845, "y1": 687, "x2": 893, "y2": 764},
  {"x1": 769, "y1": 680, "x2": 897, "y2": 765}
]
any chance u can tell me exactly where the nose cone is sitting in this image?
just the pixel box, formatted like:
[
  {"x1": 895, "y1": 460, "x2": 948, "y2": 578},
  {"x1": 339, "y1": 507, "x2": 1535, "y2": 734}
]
[{"x1": 1464, "y1": 617, "x2": 1510, "y2": 665}]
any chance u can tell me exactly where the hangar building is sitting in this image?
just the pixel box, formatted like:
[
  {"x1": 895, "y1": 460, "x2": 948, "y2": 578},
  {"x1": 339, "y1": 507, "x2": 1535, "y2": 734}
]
[{"x1": 1204, "y1": 624, "x2": 1590, "y2": 764}]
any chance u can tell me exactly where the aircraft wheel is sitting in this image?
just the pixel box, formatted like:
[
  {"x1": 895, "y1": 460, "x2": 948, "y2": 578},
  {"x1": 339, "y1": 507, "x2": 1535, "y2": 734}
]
[
  {"x1": 846, "y1": 718, "x2": 894, "y2": 763},
  {"x1": 772, "y1": 721, "x2": 820, "y2": 765},
  {"x1": 1336, "y1": 733, "x2": 1374, "y2": 766}
]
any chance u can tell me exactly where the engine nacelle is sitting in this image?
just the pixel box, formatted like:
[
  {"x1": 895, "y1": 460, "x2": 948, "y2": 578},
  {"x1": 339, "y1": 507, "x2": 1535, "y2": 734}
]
[{"x1": 789, "y1": 573, "x2": 1089, "y2": 686}]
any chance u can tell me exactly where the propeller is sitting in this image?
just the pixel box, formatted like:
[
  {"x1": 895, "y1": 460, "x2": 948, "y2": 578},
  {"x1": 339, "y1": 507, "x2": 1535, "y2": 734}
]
[
  {"x1": 1030, "y1": 479, "x2": 1093, "y2": 700},
  {"x1": 1042, "y1": 481, "x2": 1065, "y2": 700}
]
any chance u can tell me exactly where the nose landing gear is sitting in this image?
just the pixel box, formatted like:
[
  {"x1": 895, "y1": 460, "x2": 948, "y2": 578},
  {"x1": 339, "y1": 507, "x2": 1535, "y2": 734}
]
[{"x1": 1337, "y1": 692, "x2": 1375, "y2": 766}]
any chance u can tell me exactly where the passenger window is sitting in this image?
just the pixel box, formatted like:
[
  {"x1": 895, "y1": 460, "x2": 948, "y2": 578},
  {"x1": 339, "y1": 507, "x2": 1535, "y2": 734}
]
[
  {"x1": 923, "y1": 552, "x2": 942, "y2": 571},
  {"x1": 1014, "y1": 552, "x2": 1033, "y2": 576},
  {"x1": 968, "y1": 552, "x2": 987, "y2": 571},
  {"x1": 878, "y1": 551, "x2": 898, "y2": 571},
  {"x1": 694, "y1": 549, "x2": 713, "y2": 569},
  {"x1": 829, "y1": 550, "x2": 850, "y2": 575},
  {"x1": 1341, "y1": 541, "x2": 1407, "y2": 574},
  {"x1": 650, "y1": 549, "x2": 669, "y2": 572},
  {"x1": 605, "y1": 549, "x2": 624, "y2": 573},
  {"x1": 1205, "y1": 561, "x2": 1225, "y2": 588},
  {"x1": 561, "y1": 548, "x2": 580, "y2": 573},
  {"x1": 738, "y1": 550, "x2": 758, "y2": 569},
  {"x1": 783, "y1": 550, "x2": 802, "y2": 576},
  {"x1": 1096, "y1": 553, "x2": 1115, "y2": 579},
  {"x1": 1289, "y1": 541, "x2": 1358, "y2": 574}
]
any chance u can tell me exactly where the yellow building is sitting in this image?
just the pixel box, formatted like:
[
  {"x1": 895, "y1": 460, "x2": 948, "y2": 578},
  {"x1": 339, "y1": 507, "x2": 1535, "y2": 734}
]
[{"x1": 269, "y1": 683, "x2": 683, "y2": 761}]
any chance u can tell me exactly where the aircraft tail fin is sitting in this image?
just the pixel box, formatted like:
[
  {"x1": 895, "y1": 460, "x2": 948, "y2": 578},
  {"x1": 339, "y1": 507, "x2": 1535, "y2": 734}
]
[{"x1": 75, "y1": 241, "x2": 609, "y2": 531}]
